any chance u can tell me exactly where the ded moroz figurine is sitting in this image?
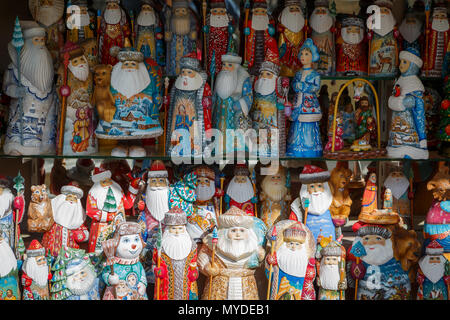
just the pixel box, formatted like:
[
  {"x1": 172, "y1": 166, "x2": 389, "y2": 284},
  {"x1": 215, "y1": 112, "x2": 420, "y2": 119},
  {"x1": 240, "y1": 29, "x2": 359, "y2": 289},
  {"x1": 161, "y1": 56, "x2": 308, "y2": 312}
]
[
  {"x1": 398, "y1": 9, "x2": 423, "y2": 54},
  {"x1": 3, "y1": 21, "x2": 57, "y2": 155},
  {"x1": 224, "y1": 164, "x2": 258, "y2": 216},
  {"x1": 265, "y1": 219, "x2": 316, "y2": 300},
  {"x1": 153, "y1": 207, "x2": 199, "y2": 300},
  {"x1": 21, "y1": 240, "x2": 51, "y2": 300},
  {"x1": 198, "y1": 206, "x2": 267, "y2": 300},
  {"x1": 66, "y1": 0, "x2": 96, "y2": 44},
  {"x1": 383, "y1": 166, "x2": 413, "y2": 227},
  {"x1": 168, "y1": 171, "x2": 198, "y2": 219},
  {"x1": 0, "y1": 232, "x2": 21, "y2": 300},
  {"x1": 387, "y1": 47, "x2": 428, "y2": 159},
  {"x1": 336, "y1": 16, "x2": 367, "y2": 76}
]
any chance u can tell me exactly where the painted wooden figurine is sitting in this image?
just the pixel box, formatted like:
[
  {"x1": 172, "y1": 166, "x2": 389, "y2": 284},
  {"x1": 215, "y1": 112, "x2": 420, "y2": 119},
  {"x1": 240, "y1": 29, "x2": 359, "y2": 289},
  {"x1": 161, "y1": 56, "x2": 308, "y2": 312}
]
[
  {"x1": 383, "y1": 166, "x2": 412, "y2": 227},
  {"x1": 168, "y1": 171, "x2": 197, "y2": 221},
  {"x1": 153, "y1": 207, "x2": 199, "y2": 300},
  {"x1": 27, "y1": 184, "x2": 54, "y2": 233},
  {"x1": 198, "y1": 206, "x2": 267, "y2": 300},
  {"x1": 286, "y1": 38, "x2": 322, "y2": 157},
  {"x1": 398, "y1": 9, "x2": 423, "y2": 54},
  {"x1": 66, "y1": 0, "x2": 96, "y2": 44},
  {"x1": 224, "y1": 164, "x2": 257, "y2": 216},
  {"x1": 336, "y1": 16, "x2": 367, "y2": 76},
  {"x1": 387, "y1": 47, "x2": 428, "y2": 159},
  {"x1": 355, "y1": 96, "x2": 376, "y2": 145},
  {"x1": 265, "y1": 219, "x2": 316, "y2": 300},
  {"x1": 21, "y1": 240, "x2": 51, "y2": 300},
  {"x1": 329, "y1": 164, "x2": 352, "y2": 238},
  {"x1": 0, "y1": 232, "x2": 22, "y2": 300}
]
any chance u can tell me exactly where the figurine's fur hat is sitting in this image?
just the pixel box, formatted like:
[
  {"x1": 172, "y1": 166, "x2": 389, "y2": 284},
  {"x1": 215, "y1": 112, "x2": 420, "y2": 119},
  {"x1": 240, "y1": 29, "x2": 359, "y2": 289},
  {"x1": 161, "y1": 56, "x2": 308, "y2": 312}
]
[
  {"x1": 110, "y1": 46, "x2": 144, "y2": 63},
  {"x1": 221, "y1": 53, "x2": 242, "y2": 65},
  {"x1": 399, "y1": 47, "x2": 423, "y2": 68},
  {"x1": 173, "y1": 0, "x2": 188, "y2": 9},
  {"x1": 20, "y1": 20, "x2": 46, "y2": 40},
  {"x1": 259, "y1": 61, "x2": 280, "y2": 76},
  {"x1": 164, "y1": 206, "x2": 188, "y2": 226},
  {"x1": 210, "y1": 0, "x2": 226, "y2": 8},
  {"x1": 147, "y1": 160, "x2": 168, "y2": 179},
  {"x1": 115, "y1": 222, "x2": 142, "y2": 236},
  {"x1": 253, "y1": 0, "x2": 268, "y2": 9},
  {"x1": 180, "y1": 53, "x2": 202, "y2": 73},
  {"x1": 218, "y1": 206, "x2": 254, "y2": 229},
  {"x1": 61, "y1": 182, "x2": 84, "y2": 199},
  {"x1": 196, "y1": 165, "x2": 215, "y2": 181},
  {"x1": 342, "y1": 16, "x2": 364, "y2": 28},
  {"x1": 26, "y1": 240, "x2": 46, "y2": 257},
  {"x1": 283, "y1": 225, "x2": 307, "y2": 243},
  {"x1": 319, "y1": 241, "x2": 342, "y2": 257},
  {"x1": 425, "y1": 240, "x2": 444, "y2": 255},
  {"x1": 357, "y1": 225, "x2": 392, "y2": 239},
  {"x1": 314, "y1": 0, "x2": 329, "y2": 8},
  {"x1": 234, "y1": 164, "x2": 250, "y2": 177},
  {"x1": 66, "y1": 257, "x2": 91, "y2": 277}
]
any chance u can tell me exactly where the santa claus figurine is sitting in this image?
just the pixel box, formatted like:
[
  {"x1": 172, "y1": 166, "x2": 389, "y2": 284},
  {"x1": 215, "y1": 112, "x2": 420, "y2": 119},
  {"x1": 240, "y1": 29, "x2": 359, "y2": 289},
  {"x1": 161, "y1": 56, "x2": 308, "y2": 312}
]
[
  {"x1": 290, "y1": 165, "x2": 336, "y2": 241},
  {"x1": 153, "y1": 207, "x2": 199, "y2": 300},
  {"x1": 336, "y1": 16, "x2": 367, "y2": 76},
  {"x1": 224, "y1": 164, "x2": 257, "y2": 216},
  {"x1": 21, "y1": 240, "x2": 51, "y2": 300},
  {"x1": 42, "y1": 182, "x2": 89, "y2": 257},
  {"x1": 66, "y1": 0, "x2": 96, "y2": 44},
  {"x1": 0, "y1": 232, "x2": 21, "y2": 300},
  {"x1": 417, "y1": 240, "x2": 449, "y2": 300},
  {"x1": 265, "y1": 219, "x2": 316, "y2": 300},
  {"x1": 398, "y1": 9, "x2": 423, "y2": 54},
  {"x1": 383, "y1": 167, "x2": 413, "y2": 228}
]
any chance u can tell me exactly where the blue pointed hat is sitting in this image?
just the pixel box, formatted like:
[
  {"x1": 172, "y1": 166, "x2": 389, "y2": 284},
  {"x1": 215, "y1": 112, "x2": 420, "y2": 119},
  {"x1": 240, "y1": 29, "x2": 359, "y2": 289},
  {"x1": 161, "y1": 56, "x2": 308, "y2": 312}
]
[
  {"x1": 400, "y1": 47, "x2": 423, "y2": 68},
  {"x1": 299, "y1": 38, "x2": 320, "y2": 63}
]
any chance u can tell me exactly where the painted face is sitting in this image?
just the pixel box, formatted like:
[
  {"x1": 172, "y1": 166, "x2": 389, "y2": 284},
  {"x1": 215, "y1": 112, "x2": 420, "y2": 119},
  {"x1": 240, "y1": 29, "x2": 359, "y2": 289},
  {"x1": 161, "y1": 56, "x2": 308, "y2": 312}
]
[
  {"x1": 169, "y1": 225, "x2": 186, "y2": 236},
  {"x1": 288, "y1": 5, "x2": 301, "y2": 13},
  {"x1": 253, "y1": 8, "x2": 267, "y2": 16},
  {"x1": 307, "y1": 182, "x2": 324, "y2": 194},
  {"x1": 71, "y1": 56, "x2": 87, "y2": 67},
  {"x1": 285, "y1": 241, "x2": 303, "y2": 251},
  {"x1": 100, "y1": 178, "x2": 113, "y2": 187},
  {"x1": 390, "y1": 171, "x2": 404, "y2": 178},
  {"x1": 40, "y1": 0, "x2": 53, "y2": 6},
  {"x1": 260, "y1": 70, "x2": 274, "y2": 79},
  {"x1": 433, "y1": 12, "x2": 447, "y2": 20},
  {"x1": 106, "y1": 2, "x2": 119, "y2": 10},
  {"x1": 142, "y1": 4, "x2": 153, "y2": 12},
  {"x1": 148, "y1": 177, "x2": 168, "y2": 188},
  {"x1": 117, "y1": 234, "x2": 143, "y2": 259},
  {"x1": 72, "y1": 267, "x2": 89, "y2": 282},
  {"x1": 399, "y1": 59, "x2": 411, "y2": 73},
  {"x1": 32, "y1": 36, "x2": 46, "y2": 48},
  {"x1": 211, "y1": 8, "x2": 226, "y2": 15},
  {"x1": 198, "y1": 177, "x2": 211, "y2": 186},
  {"x1": 234, "y1": 175, "x2": 248, "y2": 183},
  {"x1": 369, "y1": 173, "x2": 376, "y2": 183},
  {"x1": 315, "y1": 7, "x2": 328, "y2": 15},
  {"x1": 127, "y1": 273, "x2": 138, "y2": 286},
  {"x1": 380, "y1": 7, "x2": 391, "y2": 15},
  {"x1": 362, "y1": 234, "x2": 386, "y2": 247},
  {"x1": 345, "y1": 26, "x2": 361, "y2": 34},
  {"x1": 79, "y1": 109, "x2": 86, "y2": 119},
  {"x1": 175, "y1": 8, "x2": 187, "y2": 16},
  {"x1": 181, "y1": 68, "x2": 196, "y2": 78},
  {"x1": 64, "y1": 194, "x2": 78, "y2": 204},
  {"x1": 227, "y1": 227, "x2": 248, "y2": 240},
  {"x1": 323, "y1": 256, "x2": 339, "y2": 265},
  {"x1": 300, "y1": 49, "x2": 312, "y2": 66},
  {"x1": 270, "y1": 174, "x2": 282, "y2": 184},
  {"x1": 429, "y1": 256, "x2": 441, "y2": 264},
  {"x1": 122, "y1": 60, "x2": 138, "y2": 70},
  {"x1": 36, "y1": 255, "x2": 47, "y2": 266},
  {"x1": 221, "y1": 62, "x2": 235, "y2": 72}
]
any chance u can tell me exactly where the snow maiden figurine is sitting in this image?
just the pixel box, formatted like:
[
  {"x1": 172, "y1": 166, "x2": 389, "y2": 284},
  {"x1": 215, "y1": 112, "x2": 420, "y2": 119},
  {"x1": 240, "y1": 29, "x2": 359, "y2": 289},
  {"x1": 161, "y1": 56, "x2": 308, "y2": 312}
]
[
  {"x1": 387, "y1": 47, "x2": 428, "y2": 159},
  {"x1": 286, "y1": 38, "x2": 322, "y2": 157}
]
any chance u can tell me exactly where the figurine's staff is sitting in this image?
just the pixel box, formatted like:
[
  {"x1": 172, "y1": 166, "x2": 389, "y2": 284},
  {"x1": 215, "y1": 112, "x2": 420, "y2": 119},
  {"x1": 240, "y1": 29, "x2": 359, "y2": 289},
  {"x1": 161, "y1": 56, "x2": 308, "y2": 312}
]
[
  {"x1": 302, "y1": 197, "x2": 310, "y2": 225},
  {"x1": 210, "y1": 50, "x2": 216, "y2": 92},
  {"x1": 243, "y1": 0, "x2": 250, "y2": 67},
  {"x1": 266, "y1": 226, "x2": 277, "y2": 300},
  {"x1": 97, "y1": 10, "x2": 102, "y2": 44},
  {"x1": 101, "y1": 239, "x2": 118, "y2": 299},
  {"x1": 219, "y1": 173, "x2": 225, "y2": 216},
  {"x1": 208, "y1": 227, "x2": 218, "y2": 300},
  {"x1": 251, "y1": 168, "x2": 258, "y2": 218},
  {"x1": 156, "y1": 222, "x2": 163, "y2": 300},
  {"x1": 339, "y1": 246, "x2": 345, "y2": 300},
  {"x1": 13, "y1": 171, "x2": 24, "y2": 259},
  {"x1": 57, "y1": 52, "x2": 71, "y2": 155},
  {"x1": 424, "y1": 0, "x2": 431, "y2": 71},
  {"x1": 12, "y1": 17, "x2": 24, "y2": 145},
  {"x1": 349, "y1": 241, "x2": 367, "y2": 301},
  {"x1": 202, "y1": 0, "x2": 207, "y2": 65},
  {"x1": 130, "y1": 10, "x2": 135, "y2": 48},
  {"x1": 163, "y1": 77, "x2": 170, "y2": 154}
]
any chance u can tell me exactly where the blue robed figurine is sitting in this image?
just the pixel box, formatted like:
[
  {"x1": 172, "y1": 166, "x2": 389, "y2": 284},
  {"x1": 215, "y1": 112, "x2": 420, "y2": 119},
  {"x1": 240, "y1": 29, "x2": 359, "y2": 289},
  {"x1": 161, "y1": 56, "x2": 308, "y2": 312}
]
[{"x1": 286, "y1": 38, "x2": 323, "y2": 157}]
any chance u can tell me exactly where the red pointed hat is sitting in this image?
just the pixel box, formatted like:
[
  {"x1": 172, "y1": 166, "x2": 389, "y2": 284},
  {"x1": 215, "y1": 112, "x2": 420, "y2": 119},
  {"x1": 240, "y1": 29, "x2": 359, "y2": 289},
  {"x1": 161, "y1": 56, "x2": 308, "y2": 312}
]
[
  {"x1": 92, "y1": 167, "x2": 112, "y2": 183},
  {"x1": 426, "y1": 240, "x2": 444, "y2": 255},
  {"x1": 299, "y1": 165, "x2": 330, "y2": 184},
  {"x1": 26, "y1": 239, "x2": 45, "y2": 257},
  {"x1": 147, "y1": 160, "x2": 168, "y2": 178},
  {"x1": 210, "y1": 0, "x2": 226, "y2": 8},
  {"x1": 61, "y1": 181, "x2": 84, "y2": 199}
]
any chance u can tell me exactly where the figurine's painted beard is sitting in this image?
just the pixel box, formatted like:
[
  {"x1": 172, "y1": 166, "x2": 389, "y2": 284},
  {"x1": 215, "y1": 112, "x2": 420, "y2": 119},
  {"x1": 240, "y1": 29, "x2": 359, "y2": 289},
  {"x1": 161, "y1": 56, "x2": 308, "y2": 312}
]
[
  {"x1": 161, "y1": 229, "x2": 192, "y2": 260},
  {"x1": 104, "y1": 8, "x2": 122, "y2": 24},
  {"x1": 217, "y1": 228, "x2": 258, "y2": 261},
  {"x1": 67, "y1": 267, "x2": 96, "y2": 295},
  {"x1": 172, "y1": 15, "x2": 190, "y2": 35},
  {"x1": 0, "y1": 240, "x2": 17, "y2": 277},
  {"x1": 342, "y1": 28, "x2": 363, "y2": 45},
  {"x1": 137, "y1": 10, "x2": 156, "y2": 26},
  {"x1": 251, "y1": 14, "x2": 270, "y2": 31},
  {"x1": 175, "y1": 73, "x2": 203, "y2": 91},
  {"x1": 255, "y1": 77, "x2": 276, "y2": 96},
  {"x1": 383, "y1": 174, "x2": 409, "y2": 200},
  {"x1": 319, "y1": 260, "x2": 340, "y2": 290},
  {"x1": 69, "y1": 60, "x2": 89, "y2": 82},
  {"x1": 299, "y1": 183, "x2": 333, "y2": 215},
  {"x1": 215, "y1": 69, "x2": 237, "y2": 99},
  {"x1": 0, "y1": 188, "x2": 13, "y2": 218},
  {"x1": 111, "y1": 62, "x2": 151, "y2": 99},
  {"x1": 419, "y1": 255, "x2": 446, "y2": 283},
  {"x1": 373, "y1": 12, "x2": 395, "y2": 37},
  {"x1": 310, "y1": 10, "x2": 333, "y2": 34},
  {"x1": 52, "y1": 194, "x2": 85, "y2": 229},
  {"x1": 280, "y1": 8, "x2": 304, "y2": 33},
  {"x1": 399, "y1": 19, "x2": 422, "y2": 43},
  {"x1": 432, "y1": 18, "x2": 450, "y2": 32},
  {"x1": 358, "y1": 237, "x2": 394, "y2": 266},
  {"x1": 261, "y1": 177, "x2": 287, "y2": 202},
  {"x1": 277, "y1": 242, "x2": 308, "y2": 277},
  {"x1": 210, "y1": 13, "x2": 229, "y2": 28},
  {"x1": 196, "y1": 182, "x2": 215, "y2": 201},
  {"x1": 226, "y1": 176, "x2": 254, "y2": 204},
  {"x1": 34, "y1": 2, "x2": 64, "y2": 26},
  {"x1": 23, "y1": 257, "x2": 49, "y2": 287},
  {"x1": 144, "y1": 186, "x2": 169, "y2": 222}
]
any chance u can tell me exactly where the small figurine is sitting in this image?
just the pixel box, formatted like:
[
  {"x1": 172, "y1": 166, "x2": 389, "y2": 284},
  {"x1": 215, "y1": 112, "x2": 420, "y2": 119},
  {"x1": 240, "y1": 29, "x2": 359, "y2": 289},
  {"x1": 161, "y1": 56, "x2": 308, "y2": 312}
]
[
  {"x1": 66, "y1": 0, "x2": 96, "y2": 43},
  {"x1": 0, "y1": 232, "x2": 21, "y2": 300},
  {"x1": 387, "y1": 47, "x2": 428, "y2": 159},
  {"x1": 310, "y1": 0, "x2": 335, "y2": 75},
  {"x1": 101, "y1": 222, "x2": 148, "y2": 300},
  {"x1": 153, "y1": 207, "x2": 199, "y2": 300},
  {"x1": 224, "y1": 164, "x2": 257, "y2": 216},
  {"x1": 336, "y1": 16, "x2": 367, "y2": 76},
  {"x1": 324, "y1": 111, "x2": 344, "y2": 151},
  {"x1": 361, "y1": 172, "x2": 377, "y2": 214},
  {"x1": 27, "y1": 184, "x2": 54, "y2": 233},
  {"x1": 329, "y1": 164, "x2": 352, "y2": 238},
  {"x1": 383, "y1": 167, "x2": 412, "y2": 226},
  {"x1": 164, "y1": 0, "x2": 198, "y2": 76},
  {"x1": 417, "y1": 240, "x2": 449, "y2": 300},
  {"x1": 265, "y1": 219, "x2": 316, "y2": 300},
  {"x1": 342, "y1": 100, "x2": 355, "y2": 142},
  {"x1": 21, "y1": 240, "x2": 51, "y2": 300},
  {"x1": 286, "y1": 38, "x2": 323, "y2": 157},
  {"x1": 289, "y1": 165, "x2": 336, "y2": 241},
  {"x1": 198, "y1": 206, "x2": 267, "y2": 300},
  {"x1": 355, "y1": 96, "x2": 376, "y2": 144},
  {"x1": 398, "y1": 10, "x2": 423, "y2": 54},
  {"x1": 383, "y1": 189, "x2": 393, "y2": 213},
  {"x1": 277, "y1": 0, "x2": 306, "y2": 77}
]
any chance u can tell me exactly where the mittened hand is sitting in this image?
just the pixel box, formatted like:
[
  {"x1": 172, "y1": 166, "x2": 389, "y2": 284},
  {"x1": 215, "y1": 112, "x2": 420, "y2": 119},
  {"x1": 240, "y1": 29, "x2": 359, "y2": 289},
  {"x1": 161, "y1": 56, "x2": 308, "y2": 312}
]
[
  {"x1": 338, "y1": 279, "x2": 347, "y2": 290},
  {"x1": 268, "y1": 25, "x2": 275, "y2": 36},
  {"x1": 203, "y1": 25, "x2": 209, "y2": 33},
  {"x1": 266, "y1": 253, "x2": 277, "y2": 266},
  {"x1": 419, "y1": 139, "x2": 427, "y2": 149},
  {"x1": 228, "y1": 24, "x2": 235, "y2": 34},
  {"x1": 109, "y1": 274, "x2": 119, "y2": 285},
  {"x1": 138, "y1": 200, "x2": 145, "y2": 212},
  {"x1": 154, "y1": 267, "x2": 167, "y2": 279},
  {"x1": 206, "y1": 262, "x2": 220, "y2": 276}
]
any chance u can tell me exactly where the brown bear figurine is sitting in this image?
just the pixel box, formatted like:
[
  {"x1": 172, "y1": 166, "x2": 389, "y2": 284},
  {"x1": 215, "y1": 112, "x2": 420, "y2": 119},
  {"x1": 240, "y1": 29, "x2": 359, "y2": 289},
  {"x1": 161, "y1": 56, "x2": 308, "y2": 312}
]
[
  {"x1": 28, "y1": 185, "x2": 54, "y2": 233},
  {"x1": 92, "y1": 64, "x2": 115, "y2": 123}
]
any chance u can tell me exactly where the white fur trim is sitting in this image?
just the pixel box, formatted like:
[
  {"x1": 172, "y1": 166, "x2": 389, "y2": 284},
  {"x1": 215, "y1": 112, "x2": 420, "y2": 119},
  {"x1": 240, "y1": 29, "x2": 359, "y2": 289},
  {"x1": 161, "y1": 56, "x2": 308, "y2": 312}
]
[
  {"x1": 222, "y1": 54, "x2": 242, "y2": 64},
  {"x1": 426, "y1": 247, "x2": 444, "y2": 255},
  {"x1": 128, "y1": 185, "x2": 138, "y2": 195},
  {"x1": 400, "y1": 51, "x2": 423, "y2": 69},
  {"x1": 230, "y1": 67, "x2": 250, "y2": 102},
  {"x1": 290, "y1": 197, "x2": 303, "y2": 221},
  {"x1": 394, "y1": 75, "x2": 424, "y2": 95},
  {"x1": 100, "y1": 211, "x2": 108, "y2": 223},
  {"x1": 239, "y1": 98, "x2": 249, "y2": 116},
  {"x1": 91, "y1": 170, "x2": 112, "y2": 183},
  {"x1": 298, "y1": 113, "x2": 322, "y2": 122},
  {"x1": 148, "y1": 170, "x2": 168, "y2": 178},
  {"x1": 386, "y1": 145, "x2": 429, "y2": 159},
  {"x1": 388, "y1": 95, "x2": 405, "y2": 111},
  {"x1": 61, "y1": 185, "x2": 84, "y2": 199}
]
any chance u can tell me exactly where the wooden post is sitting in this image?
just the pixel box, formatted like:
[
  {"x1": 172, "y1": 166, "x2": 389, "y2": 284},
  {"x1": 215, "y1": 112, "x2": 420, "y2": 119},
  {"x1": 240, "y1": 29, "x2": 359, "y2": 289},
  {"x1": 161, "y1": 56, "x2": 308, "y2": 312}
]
[
  {"x1": 266, "y1": 226, "x2": 277, "y2": 300},
  {"x1": 57, "y1": 52, "x2": 71, "y2": 155},
  {"x1": 219, "y1": 177, "x2": 225, "y2": 216}
]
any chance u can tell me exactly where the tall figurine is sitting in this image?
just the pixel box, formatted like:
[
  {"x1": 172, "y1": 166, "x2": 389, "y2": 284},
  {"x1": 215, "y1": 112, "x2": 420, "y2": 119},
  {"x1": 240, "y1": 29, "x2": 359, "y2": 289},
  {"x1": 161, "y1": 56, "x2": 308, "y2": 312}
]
[
  {"x1": 98, "y1": 0, "x2": 131, "y2": 65},
  {"x1": 204, "y1": 0, "x2": 235, "y2": 76},
  {"x1": 387, "y1": 48, "x2": 428, "y2": 159},
  {"x1": 336, "y1": 16, "x2": 367, "y2": 76},
  {"x1": 265, "y1": 219, "x2": 316, "y2": 300},
  {"x1": 417, "y1": 241, "x2": 449, "y2": 300},
  {"x1": 198, "y1": 206, "x2": 267, "y2": 300},
  {"x1": 57, "y1": 42, "x2": 97, "y2": 156},
  {"x1": 135, "y1": 0, "x2": 164, "y2": 67},
  {"x1": 367, "y1": 0, "x2": 399, "y2": 77},
  {"x1": 398, "y1": 10, "x2": 423, "y2": 54},
  {"x1": 309, "y1": 0, "x2": 335, "y2": 75},
  {"x1": 329, "y1": 164, "x2": 352, "y2": 238},
  {"x1": 212, "y1": 53, "x2": 253, "y2": 155},
  {"x1": 27, "y1": 184, "x2": 53, "y2": 234},
  {"x1": 102, "y1": 222, "x2": 147, "y2": 300},
  {"x1": 383, "y1": 167, "x2": 412, "y2": 227},
  {"x1": 21, "y1": 240, "x2": 51, "y2": 300},
  {"x1": 260, "y1": 168, "x2": 291, "y2": 228},
  {"x1": 286, "y1": 38, "x2": 322, "y2": 158},
  {"x1": 361, "y1": 172, "x2": 377, "y2": 214},
  {"x1": 29, "y1": 0, "x2": 65, "y2": 68},
  {"x1": 0, "y1": 233, "x2": 21, "y2": 300},
  {"x1": 244, "y1": 0, "x2": 279, "y2": 76},
  {"x1": 224, "y1": 164, "x2": 257, "y2": 216},
  {"x1": 289, "y1": 165, "x2": 336, "y2": 241},
  {"x1": 277, "y1": 0, "x2": 306, "y2": 77},
  {"x1": 165, "y1": 52, "x2": 212, "y2": 157},
  {"x1": 153, "y1": 207, "x2": 199, "y2": 300},
  {"x1": 422, "y1": 6, "x2": 449, "y2": 78},
  {"x1": 66, "y1": 0, "x2": 96, "y2": 43},
  {"x1": 164, "y1": 0, "x2": 199, "y2": 76},
  {"x1": 3, "y1": 21, "x2": 57, "y2": 155},
  {"x1": 355, "y1": 96, "x2": 376, "y2": 144}
]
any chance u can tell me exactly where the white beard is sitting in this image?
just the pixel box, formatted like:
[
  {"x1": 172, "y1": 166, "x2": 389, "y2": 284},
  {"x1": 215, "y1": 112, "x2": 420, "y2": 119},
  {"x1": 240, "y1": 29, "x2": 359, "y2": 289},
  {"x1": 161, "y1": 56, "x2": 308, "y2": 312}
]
[
  {"x1": 67, "y1": 266, "x2": 96, "y2": 296},
  {"x1": 51, "y1": 194, "x2": 86, "y2": 230},
  {"x1": 104, "y1": 8, "x2": 122, "y2": 24},
  {"x1": 255, "y1": 77, "x2": 276, "y2": 96},
  {"x1": 432, "y1": 18, "x2": 450, "y2": 32},
  {"x1": 210, "y1": 13, "x2": 229, "y2": 28},
  {"x1": 299, "y1": 183, "x2": 333, "y2": 215},
  {"x1": 277, "y1": 243, "x2": 308, "y2": 277},
  {"x1": 261, "y1": 178, "x2": 287, "y2": 202},
  {"x1": 175, "y1": 73, "x2": 203, "y2": 91},
  {"x1": 226, "y1": 176, "x2": 255, "y2": 204},
  {"x1": 310, "y1": 11, "x2": 333, "y2": 34},
  {"x1": 419, "y1": 255, "x2": 446, "y2": 284},
  {"x1": 342, "y1": 27, "x2": 363, "y2": 45},
  {"x1": 23, "y1": 257, "x2": 48, "y2": 287},
  {"x1": 145, "y1": 186, "x2": 169, "y2": 222},
  {"x1": 319, "y1": 261, "x2": 340, "y2": 290},
  {"x1": 215, "y1": 69, "x2": 238, "y2": 99},
  {"x1": 358, "y1": 237, "x2": 394, "y2": 266},
  {"x1": 172, "y1": 15, "x2": 190, "y2": 35},
  {"x1": 0, "y1": 189, "x2": 14, "y2": 218},
  {"x1": 280, "y1": 8, "x2": 304, "y2": 33},
  {"x1": 161, "y1": 229, "x2": 192, "y2": 260},
  {"x1": 111, "y1": 62, "x2": 151, "y2": 99},
  {"x1": 196, "y1": 183, "x2": 215, "y2": 202},
  {"x1": 399, "y1": 19, "x2": 422, "y2": 43},
  {"x1": 79, "y1": 13, "x2": 91, "y2": 27},
  {"x1": 216, "y1": 228, "x2": 259, "y2": 262},
  {"x1": 69, "y1": 60, "x2": 89, "y2": 82},
  {"x1": 137, "y1": 10, "x2": 156, "y2": 27},
  {"x1": 373, "y1": 12, "x2": 396, "y2": 37},
  {"x1": 383, "y1": 174, "x2": 409, "y2": 200},
  {"x1": 35, "y1": 2, "x2": 64, "y2": 27},
  {"x1": 0, "y1": 240, "x2": 17, "y2": 277},
  {"x1": 252, "y1": 14, "x2": 270, "y2": 31},
  {"x1": 89, "y1": 181, "x2": 124, "y2": 213}
]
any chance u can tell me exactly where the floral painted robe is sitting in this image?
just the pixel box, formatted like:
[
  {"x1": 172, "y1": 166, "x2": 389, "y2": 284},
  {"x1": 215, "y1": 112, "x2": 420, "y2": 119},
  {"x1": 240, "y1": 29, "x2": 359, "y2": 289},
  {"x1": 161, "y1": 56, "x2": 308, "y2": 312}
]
[
  {"x1": 0, "y1": 262, "x2": 21, "y2": 300},
  {"x1": 21, "y1": 272, "x2": 51, "y2": 300},
  {"x1": 42, "y1": 222, "x2": 89, "y2": 257},
  {"x1": 417, "y1": 268, "x2": 448, "y2": 300},
  {"x1": 136, "y1": 24, "x2": 165, "y2": 67},
  {"x1": 206, "y1": 24, "x2": 229, "y2": 77},
  {"x1": 278, "y1": 24, "x2": 305, "y2": 77},
  {"x1": 424, "y1": 201, "x2": 450, "y2": 253},
  {"x1": 168, "y1": 172, "x2": 197, "y2": 218}
]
